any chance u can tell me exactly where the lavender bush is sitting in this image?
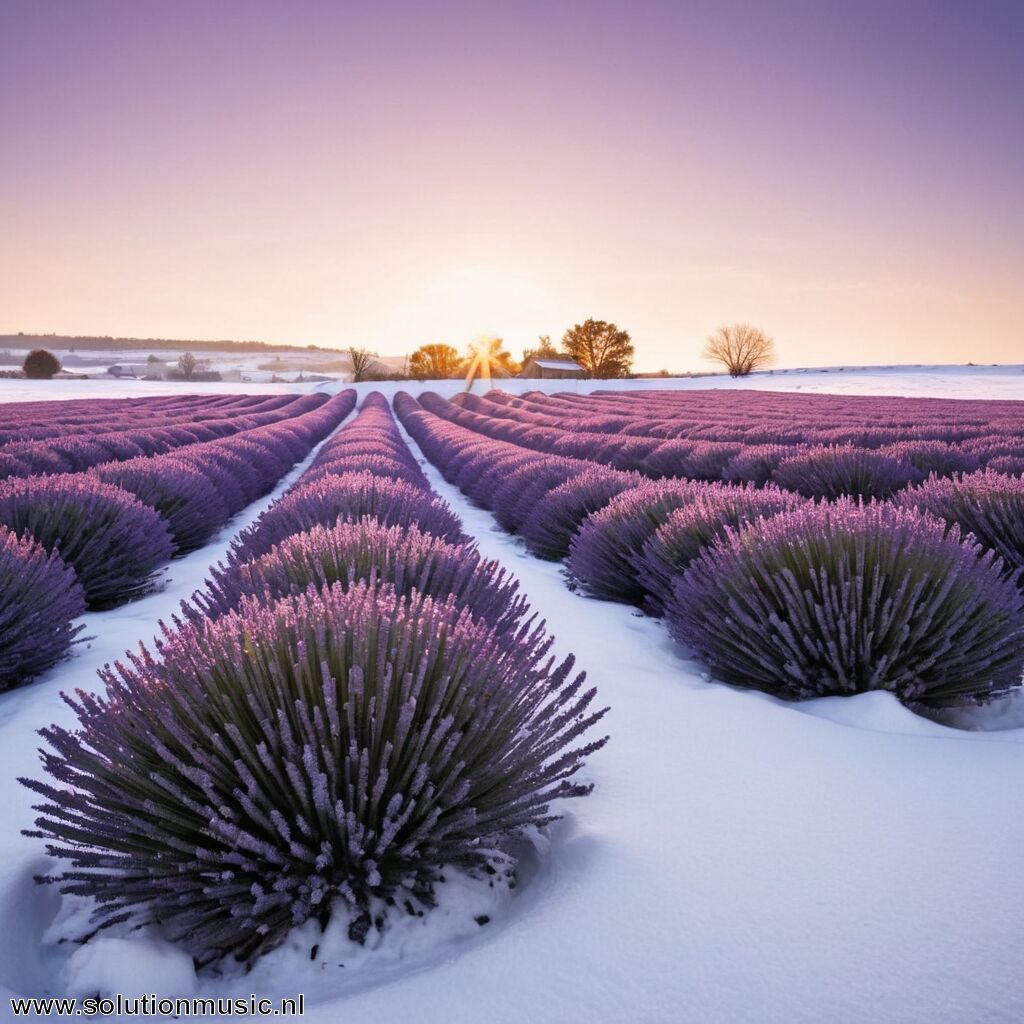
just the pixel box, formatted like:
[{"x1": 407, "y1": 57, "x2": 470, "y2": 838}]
[
  {"x1": 492, "y1": 458, "x2": 586, "y2": 532},
  {"x1": 721, "y1": 445, "x2": 800, "y2": 486},
  {"x1": 456, "y1": 449, "x2": 540, "y2": 507},
  {"x1": 0, "y1": 474, "x2": 173, "y2": 608},
  {"x1": 519, "y1": 467, "x2": 645, "y2": 561},
  {"x1": 23, "y1": 580, "x2": 608, "y2": 966},
  {"x1": 166, "y1": 448, "x2": 251, "y2": 516},
  {"x1": 302, "y1": 392, "x2": 428, "y2": 490},
  {"x1": 302, "y1": 454, "x2": 426, "y2": 489},
  {"x1": 666, "y1": 501, "x2": 1024, "y2": 706},
  {"x1": 169, "y1": 443, "x2": 262, "y2": 513},
  {"x1": 878, "y1": 440, "x2": 980, "y2": 479},
  {"x1": 230, "y1": 471, "x2": 464, "y2": 565},
  {"x1": 898, "y1": 469, "x2": 1024, "y2": 577},
  {"x1": 193, "y1": 517, "x2": 528, "y2": 635},
  {"x1": 988, "y1": 455, "x2": 1024, "y2": 477},
  {"x1": 566, "y1": 479, "x2": 704, "y2": 603},
  {"x1": 92, "y1": 457, "x2": 230, "y2": 554},
  {"x1": 773, "y1": 445, "x2": 920, "y2": 500},
  {"x1": 0, "y1": 526, "x2": 85, "y2": 690},
  {"x1": 635, "y1": 484, "x2": 806, "y2": 614}
]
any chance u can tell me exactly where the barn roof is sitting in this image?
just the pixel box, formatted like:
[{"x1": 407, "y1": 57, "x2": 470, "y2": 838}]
[{"x1": 532, "y1": 359, "x2": 583, "y2": 370}]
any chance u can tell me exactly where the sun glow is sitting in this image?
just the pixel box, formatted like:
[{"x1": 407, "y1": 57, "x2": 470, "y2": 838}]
[
  {"x1": 463, "y1": 335, "x2": 508, "y2": 391},
  {"x1": 408, "y1": 265, "x2": 552, "y2": 350}
]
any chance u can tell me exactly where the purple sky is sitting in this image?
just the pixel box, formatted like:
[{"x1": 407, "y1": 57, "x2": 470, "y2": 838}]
[{"x1": 1, "y1": 0, "x2": 1021, "y2": 368}]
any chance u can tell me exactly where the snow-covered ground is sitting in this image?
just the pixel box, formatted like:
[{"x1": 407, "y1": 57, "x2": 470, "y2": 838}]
[
  {"x1": 0, "y1": 377, "x2": 321, "y2": 403},
  {"x1": 3, "y1": 361, "x2": 1023, "y2": 405},
  {"x1": 1, "y1": 365, "x2": 1023, "y2": 1022}
]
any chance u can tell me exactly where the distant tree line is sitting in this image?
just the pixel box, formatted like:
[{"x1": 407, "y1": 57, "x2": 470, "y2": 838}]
[
  {"x1": 2, "y1": 334, "x2": 329, "y2": 354},
  {"x1": 6, "y1": 320, "x2": 779, "y2": 383},
  {"x1": 404, "y1": 319, "x2": 637, "y2": 381},
  {"x1": 407, "y1": 339, "x2": 522, "y2": 381}
]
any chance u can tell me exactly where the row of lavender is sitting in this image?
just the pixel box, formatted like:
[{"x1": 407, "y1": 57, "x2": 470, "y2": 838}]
[
  {"x1": 0, "y1": 393, "x2": 330, "y2": 478},
  {"x1": 396, "y1": 391, "x2": 1024, "y2": 709},
  {"x1": 418, "y1": 390, "x2": 1024, "y2": 493},
  {"x1": 0, "y1": 392, "x2": 304, "y2": 442},
  {"x1": 0, "y1": 391, "x2": 357, "y2": 691},
  {"x1": 471, "y1": 387, "x2": 1024, "y2": 448},
  {"x1": 22, "y1": 392, "x2": 608, "y2": 968}
]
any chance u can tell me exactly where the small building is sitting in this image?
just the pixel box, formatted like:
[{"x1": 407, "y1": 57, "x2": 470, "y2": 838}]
[
  {"x1": 519, "y1": 358, "x2": 585, "y2": 380},
  {"x1": 106, "y1": 363, "x2": 151, "y2": 378}
]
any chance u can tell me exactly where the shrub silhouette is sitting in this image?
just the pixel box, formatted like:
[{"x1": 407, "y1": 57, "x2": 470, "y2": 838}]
[{"x1": 22, "y1": 349, "x2": 61, "y2": 379}]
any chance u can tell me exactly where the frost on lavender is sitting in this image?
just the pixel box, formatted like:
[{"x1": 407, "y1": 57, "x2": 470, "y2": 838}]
[
  {"x1": 0, "y1": 525, "x2": 85, "y2": 690},
  {"x1": 634, "y1": 484, "x2": 806, "y2": 615},
  {"x1": 193, "y1": 517, "x2": 529, "y2": 634},
  {"x1": 22, "y1": 580, "x2": 608, "y2": 966},
  {"x1": 897, "y1": 469, "x2": 1024, "y2": 578},
  {"x1": 0, "y1": 474, "x2": 173, "y2": 608},
  {"x1": 666, "y1": 500, "x2": 1024, "y2": 706}
]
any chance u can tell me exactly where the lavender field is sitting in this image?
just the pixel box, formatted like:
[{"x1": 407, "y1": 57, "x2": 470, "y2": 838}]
[{"x1": 0, "y1": 370, "x2": 1022, "y2": 1022}]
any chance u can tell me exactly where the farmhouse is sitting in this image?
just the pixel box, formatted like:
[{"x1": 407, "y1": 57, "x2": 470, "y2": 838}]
[{"x1": 519, "y1": 358, "x2": 585, "y2": 380}]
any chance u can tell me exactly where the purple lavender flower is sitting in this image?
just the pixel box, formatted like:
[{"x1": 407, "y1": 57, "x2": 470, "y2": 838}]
[
  {"x1": 635, "y1": 484, "x2": 806, "y2": 614},
  {"x1": 898, "y1": 469, "x2": 1024, "y2": 578},
  {"x1": 519, "y1": 467, "x2": 645, "y2": 561},
  {"x1": 666, "y1": 500, "x2": 1024, "y2": 706},
  {"x1": 0, "y1": 525, "x2": 85, "y2": 689},
  {"x1": 721, "y1": 445, "x2": 801, "y2": 486},
  {"x1": 230, "y1": 470, "x2": 464, "y2": 565},
  {"x1": 92, "y1": 456, "x2": 230, "y2": 554},
  {"x1": 22, "y1": 580, "x2": 608, "y2": 966},
  {"x1": 193, "y1": 517, "x2": 529, "y2": 635},
  {"x1": 566, "y1": 479, "x2": 706, "y2": 603},
  {"x1": 0, "y1": 474, "x2": 173, "y2": 608},
  {"x1": 773, "y1": 445, "x2": 920, "y2": 499},
  {"x1": 492, "y1": 458, "x2": 587, "y2": 532}
]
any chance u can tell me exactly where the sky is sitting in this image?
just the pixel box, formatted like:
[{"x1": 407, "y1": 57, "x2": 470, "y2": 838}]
[{"x1": 1, "y1": 0, "x2": 1021, "y2": 370}]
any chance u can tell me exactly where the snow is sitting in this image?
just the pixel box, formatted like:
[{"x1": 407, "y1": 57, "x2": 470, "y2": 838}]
[
  {"x1": 0, "y1": 377, "x2": 320, "y2": 403},
  {"x1": 4, "y1": 360, "x2": 1024, "y2": 405},
  {"x1": 1, "y1": 365, "x2": 1024, "y2": 1022},
  {"x1": 62, "y1": 938, "x2": 197, "y2": 1003}
]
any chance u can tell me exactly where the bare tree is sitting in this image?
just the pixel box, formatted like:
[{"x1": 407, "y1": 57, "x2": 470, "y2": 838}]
[
  {"x1": 703, "y1": 324, "x2": 774, "y2": 377},
  {"x1": 348, "y1": 347, "x2": 378, "y2": 383},
  {"x1": 177, "y1": 351, "x2": 198, "y2": 380}
]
